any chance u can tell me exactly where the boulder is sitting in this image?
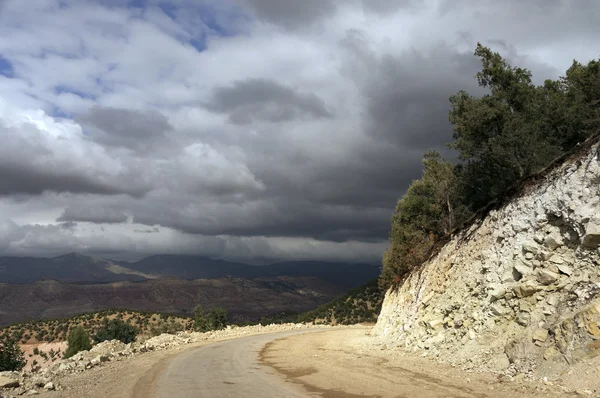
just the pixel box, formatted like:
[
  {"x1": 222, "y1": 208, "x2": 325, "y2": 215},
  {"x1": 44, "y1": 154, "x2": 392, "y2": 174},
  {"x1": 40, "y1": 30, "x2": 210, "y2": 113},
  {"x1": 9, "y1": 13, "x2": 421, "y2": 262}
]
[
  {"x1": 556, "y1": 263, "x2": 572, "y2": 276},
  {"x1": 522, "y1": 241, "x2": 539, "y2": 254},
  {"x1": 513, "y1": 280, "x2": 541, "y2": 298},
  {"x1": 490, "y1": 303, "x2": 506, "y2": 316},
  {"x1": 544, "y1": 233, "x2": 563, "y2": 250},
  {"x1": 427, "y1": 319, "x2": 443, "y2": 329},
  {"x1": 537, "y1": 269, "x2": 560, "y2": 285},
  {"x1": 0, "y1": 375, "x2": 19, "y2": 389},
  {"x1": 548, "y1": 254, "x2": 565, "y2": 264},
  {"x1": 533, "y1": 329, "x2": 549, "y2": 343},
  {"x1": 583, "y1": 219, "x2": 600, "y2": 249},
  {"x1": 489, "y1": 285, "x2": 506, "y2": 301},
  {"x1": 514, "y1": 262, "x2": 533, "y2": 277}
]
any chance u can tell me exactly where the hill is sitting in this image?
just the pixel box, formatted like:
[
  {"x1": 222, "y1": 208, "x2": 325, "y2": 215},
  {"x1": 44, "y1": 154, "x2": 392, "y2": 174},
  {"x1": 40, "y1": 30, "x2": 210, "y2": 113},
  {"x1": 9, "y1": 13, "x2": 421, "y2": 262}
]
[
  {"x1": 0, "y1": 253, "x2": 152, "y2": 284},
  {"x1": 256, "y1": 279, "x2": 385, "y2": 326},
  {"x1": 0, "y1": 276, "x2": 344, "y2": 327}
]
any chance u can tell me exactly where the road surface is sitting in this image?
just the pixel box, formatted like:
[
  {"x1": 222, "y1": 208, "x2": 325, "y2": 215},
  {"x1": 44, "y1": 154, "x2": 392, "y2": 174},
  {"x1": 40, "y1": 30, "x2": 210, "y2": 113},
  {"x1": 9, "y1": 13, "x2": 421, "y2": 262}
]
[
  {"x1": 148, "y1": 328, "x2": 568, "y2": 398},
  {"x1": 155, "y1": 330, "x2": 318, "y2": 397}
]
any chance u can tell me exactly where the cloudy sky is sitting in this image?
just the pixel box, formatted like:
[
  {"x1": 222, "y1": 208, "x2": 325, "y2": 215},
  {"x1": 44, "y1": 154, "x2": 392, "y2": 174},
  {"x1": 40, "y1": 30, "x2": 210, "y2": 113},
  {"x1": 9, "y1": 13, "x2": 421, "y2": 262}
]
[{"x1": 0, "y1": 0, "x2": 597, "y2": 262}]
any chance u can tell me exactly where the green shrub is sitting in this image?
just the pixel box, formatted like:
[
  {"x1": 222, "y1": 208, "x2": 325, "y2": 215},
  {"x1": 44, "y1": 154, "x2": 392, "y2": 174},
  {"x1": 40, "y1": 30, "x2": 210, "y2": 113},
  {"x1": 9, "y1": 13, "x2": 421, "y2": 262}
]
[
  {"x1": 93, "y1": 319, "x2": 138, "y2": 344},
  {"x1": 150, "y1": 319, "x2": 184, "y2": 336},
  {"x1": 194, "y1": 305, "x2": 228, "y2": 332},
  {"x1": 0, "y1": 338, "x2": 25, "y2": 371},
  {"x1": 64, "y1": 326, "x2": 92, "y2": 358}
]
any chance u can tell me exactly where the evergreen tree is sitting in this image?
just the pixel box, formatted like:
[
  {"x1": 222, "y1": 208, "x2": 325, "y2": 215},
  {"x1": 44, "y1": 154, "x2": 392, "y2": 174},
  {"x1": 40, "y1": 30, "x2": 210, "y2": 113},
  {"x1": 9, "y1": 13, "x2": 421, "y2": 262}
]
[
  {"x1": 64, "y1": 326, "x2": 92, "y2": 359},
  {"x1": 92, "y1": 319, "x2": 138, "y2": 344},
  {"x1": 0, "y1": 338, "x2": 25, "y2": 371}
]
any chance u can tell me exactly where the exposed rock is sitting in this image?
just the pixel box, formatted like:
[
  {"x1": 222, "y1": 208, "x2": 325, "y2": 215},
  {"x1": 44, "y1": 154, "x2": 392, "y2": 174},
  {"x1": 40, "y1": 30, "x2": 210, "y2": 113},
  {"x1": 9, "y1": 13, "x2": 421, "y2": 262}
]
[
  {"x1": 522, "y1": 241, "x2": 539, "y2": 254},
  {"x1": 43, "y1": 382, "x2": 55, "y2": 391},
  {"x1": 374, "y1": 142, "x2": 600, "y2": 377},
  {"x1": 544, "y1": 233, "x2": 563, "y2": 251},
  {"x1": 513, "y1": 280, "x2": 542, "y2": 298},
  {"x1": 524, "y1": 252, "x2": 535, "y2": 260},
  {"x1": 533, "y1": 329, "x2": 549, "y2": 343},
  {"x1": 537, "y1": 269, "x2": 560, "y2": 285},
  {"x1": 583, "y1": 218, "x2": 600, "y2": 249},
  {"x1": 428, "y1": 319, "x2": 444, "y2": 329},
  {"x1": 489, "y1": 285, "x2": 506, "y2": 301},
  {"x1": 548, "y1": 254, "x2": 565, "y2": 264},
  {"x1": 0, "y1": 375, "x2": 19, "y2": 389},
  {"x1": 556, "y1": 263, "x2": 572, "y2": 276},
  {"x1": 490, "y1": 303, "x2": 506, "y2": 316}
]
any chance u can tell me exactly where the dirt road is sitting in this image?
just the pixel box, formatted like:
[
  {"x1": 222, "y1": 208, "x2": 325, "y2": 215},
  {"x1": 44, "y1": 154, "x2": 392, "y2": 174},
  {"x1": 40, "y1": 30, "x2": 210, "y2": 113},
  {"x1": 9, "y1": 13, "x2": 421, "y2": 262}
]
[
  {"x1": 148, "y1": 328, "x2": 567, "y2": 398},
  {"x1": 153, "y1": 329, "x2": 318, "y2": 397},
  {"x1": 34, "y1": 327, "x2": 572, "y2": 397}
]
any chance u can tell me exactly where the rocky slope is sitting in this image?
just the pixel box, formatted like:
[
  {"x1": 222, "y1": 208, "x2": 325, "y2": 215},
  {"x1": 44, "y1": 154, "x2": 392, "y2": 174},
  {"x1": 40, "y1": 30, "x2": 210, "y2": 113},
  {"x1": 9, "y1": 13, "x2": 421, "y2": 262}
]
[{"x1": 374, "y1": 141, "x2": 600, "y2": 379}]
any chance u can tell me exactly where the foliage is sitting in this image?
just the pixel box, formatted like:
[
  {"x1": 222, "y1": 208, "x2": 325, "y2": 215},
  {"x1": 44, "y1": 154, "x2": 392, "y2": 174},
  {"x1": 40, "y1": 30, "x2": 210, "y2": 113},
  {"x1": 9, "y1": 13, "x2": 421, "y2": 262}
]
[
  {"x1": 256, "y1": 280, "x2": 384, "y2": 326},
  {"x1": 64, "y1": 326, "x2": 92, "y2": 359},
  {"x1": 379, "y1": 152, "x2": 471, "y2": 289},
  {"x1": 194, "y1": 305, "x2": 228, "y2": 332},
  {"x1": 149, "y1": 318, "x2": 184, "y2": 336},
  {"x1": 92, "y1": 319, "x2": 138, "y2": 344},
  {"x1": 0, "y1": 309, "x2": 194, "y2": 345},
  {"x1": 0, "y1": 337, "x2": 26, "y2": 371},
  {"x1": 379, "y1": 43, "x2": 600, "y2": 290}
]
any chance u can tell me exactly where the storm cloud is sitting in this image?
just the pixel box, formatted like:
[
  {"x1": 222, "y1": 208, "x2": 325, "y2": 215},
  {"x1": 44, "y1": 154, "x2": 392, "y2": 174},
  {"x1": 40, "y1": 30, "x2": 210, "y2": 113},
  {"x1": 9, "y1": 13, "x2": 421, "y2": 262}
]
[{"x1": 0, "y1": 0, "x2": 596, "y2": 262}]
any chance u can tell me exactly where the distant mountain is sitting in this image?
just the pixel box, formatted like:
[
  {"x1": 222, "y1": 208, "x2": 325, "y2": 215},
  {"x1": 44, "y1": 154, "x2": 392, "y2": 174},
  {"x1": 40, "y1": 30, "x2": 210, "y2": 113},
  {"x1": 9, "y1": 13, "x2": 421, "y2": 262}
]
[
  {"x1": 0, "y1": 276, "x2": 344, "y2": 327},
  {"x1": 0, "y1": 254, "x2": 380, "y2": 289},
  {"x1": 125, "y1": 255, "x2": 380, "y2": 288},
  {"x1": 0, "y1": 253, "x2": 154, "y2": 284}
]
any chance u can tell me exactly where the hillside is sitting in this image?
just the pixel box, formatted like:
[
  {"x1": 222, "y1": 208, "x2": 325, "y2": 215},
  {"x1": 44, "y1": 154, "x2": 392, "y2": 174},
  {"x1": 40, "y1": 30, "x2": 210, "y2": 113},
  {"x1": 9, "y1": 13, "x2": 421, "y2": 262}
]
[
  {"x1": 257, "y1": 279, "x2": 384, "y2": 326},
  {"x1": 0, "y1": 253, "x2": 379, "y2": 288},
  {"x1": 0, "y1": 276, "x2": 344, "y2": 327},
  {"x1": 374, "y1": 140, "x2": 600, "y2": 379},
  {"x1": 1, "y1": 309, "x2": 193, "y2": 345}
]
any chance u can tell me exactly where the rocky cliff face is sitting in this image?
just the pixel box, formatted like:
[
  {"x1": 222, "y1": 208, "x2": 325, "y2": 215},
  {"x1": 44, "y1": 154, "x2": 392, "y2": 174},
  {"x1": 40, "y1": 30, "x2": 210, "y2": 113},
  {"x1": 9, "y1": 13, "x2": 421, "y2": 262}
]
[{"x1": 374, "y1": 142, "x2": 600, "y2": 378}]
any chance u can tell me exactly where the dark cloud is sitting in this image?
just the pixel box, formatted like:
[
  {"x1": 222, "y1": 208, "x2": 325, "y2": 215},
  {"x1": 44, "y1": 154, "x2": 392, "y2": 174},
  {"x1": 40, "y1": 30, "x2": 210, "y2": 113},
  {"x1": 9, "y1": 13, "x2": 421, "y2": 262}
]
[
  {"x1": 239, "y1": 0, "x2": 337, "y2": 29},
  {"x1": 132, "y1": 199, "x2": 390, "y2": 242},
  {"x1": 57, "y1": 205, "x2": 129, "y2": 224},
  {"x1": 205, "y1": 78, "x2": 332, "y2": 124},
  {"x1": 361, "y1": 0, "x2": 420, "y2": 14},
  {"x1": 78, "y1": 106, "x2": 173, "y2": 153},
  {"x1": 0, "y1": 160, "x2": 146, "y2": 198}
]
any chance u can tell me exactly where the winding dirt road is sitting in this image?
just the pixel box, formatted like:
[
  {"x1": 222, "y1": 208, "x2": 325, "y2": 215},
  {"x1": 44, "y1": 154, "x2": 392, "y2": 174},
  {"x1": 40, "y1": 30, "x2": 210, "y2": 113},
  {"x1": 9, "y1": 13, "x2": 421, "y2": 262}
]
[{"x1": 146, "y1": 328, "x2": 566, "y2": 398}]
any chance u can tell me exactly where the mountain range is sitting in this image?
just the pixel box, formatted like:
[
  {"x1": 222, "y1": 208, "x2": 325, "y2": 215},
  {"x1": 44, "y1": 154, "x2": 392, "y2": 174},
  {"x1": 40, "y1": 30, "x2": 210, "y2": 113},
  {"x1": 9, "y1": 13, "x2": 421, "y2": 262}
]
[
  {"x1": 0, "y1": 253, "x2": 379, "y2": 288},
  {"x1": 0, "y1": 253, "x2": 380, "y2": 326}
]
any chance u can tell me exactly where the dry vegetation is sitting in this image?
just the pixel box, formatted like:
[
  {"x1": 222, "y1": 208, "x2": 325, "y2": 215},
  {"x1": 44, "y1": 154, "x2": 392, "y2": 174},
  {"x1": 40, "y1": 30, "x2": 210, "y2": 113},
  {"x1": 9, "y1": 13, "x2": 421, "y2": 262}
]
[{"x1": 1, "y1": 309, "x2": 194, "y2": 346}]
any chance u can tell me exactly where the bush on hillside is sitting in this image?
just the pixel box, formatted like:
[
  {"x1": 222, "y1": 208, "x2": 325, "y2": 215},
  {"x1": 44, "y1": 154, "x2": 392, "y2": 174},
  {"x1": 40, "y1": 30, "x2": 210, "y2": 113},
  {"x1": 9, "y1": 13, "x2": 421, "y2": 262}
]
[
  {"x1": 92, "y1": 319, "x2": 138, "y2": 344},
  {"x1": 194, "y1": 305, "x2": 228, "y2": 332},
  {"x1": 0, "y1": 337, "x2": 26, "y2": 371},
  {"x1": 150, "y1": 318, "x2": 184, "y2": 336},
  {"x1": 64, "y1": 326, "x2": 92, "y2": 359}
]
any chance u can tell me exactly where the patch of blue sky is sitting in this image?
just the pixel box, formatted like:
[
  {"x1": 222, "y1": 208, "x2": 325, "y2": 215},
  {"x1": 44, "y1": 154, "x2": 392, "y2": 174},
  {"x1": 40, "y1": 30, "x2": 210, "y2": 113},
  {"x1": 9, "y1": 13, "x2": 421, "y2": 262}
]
[
  {"x1": 0, "y1": 55, "x2": 14, "y2": 78},
  {"x1": 54, "y1": 85, "x2": 97, "y2": 101}
]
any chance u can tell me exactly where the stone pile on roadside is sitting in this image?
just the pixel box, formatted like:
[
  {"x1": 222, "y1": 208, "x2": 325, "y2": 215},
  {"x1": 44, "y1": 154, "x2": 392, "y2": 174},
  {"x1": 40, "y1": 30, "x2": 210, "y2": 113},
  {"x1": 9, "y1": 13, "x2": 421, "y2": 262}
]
[{"x1": 1, "y1": 322, "x2": 329, "y2": 396}]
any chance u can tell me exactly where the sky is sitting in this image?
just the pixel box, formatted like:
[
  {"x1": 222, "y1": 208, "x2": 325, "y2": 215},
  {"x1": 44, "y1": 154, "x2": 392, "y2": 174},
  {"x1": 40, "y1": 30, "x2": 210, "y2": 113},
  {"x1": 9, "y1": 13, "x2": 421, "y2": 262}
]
[{"x1": 0, "y1": 0, "x2": 598, "y2": 263}]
